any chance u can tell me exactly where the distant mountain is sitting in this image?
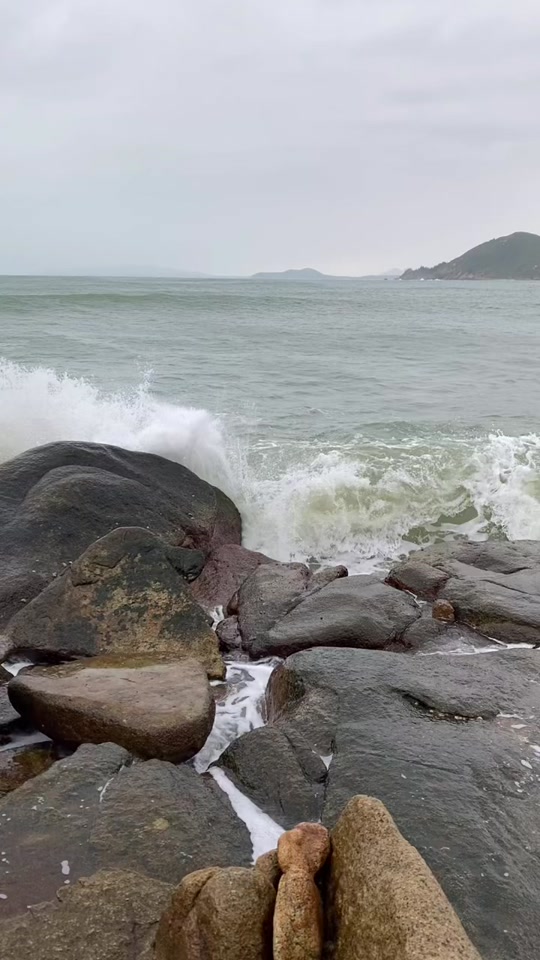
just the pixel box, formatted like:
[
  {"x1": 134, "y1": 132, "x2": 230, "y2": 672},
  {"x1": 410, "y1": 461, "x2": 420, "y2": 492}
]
[
  {"x1": 251, "y1": 268, "x2": 327, "y2": 280},
  {"x1": 401, "y1": 232, "x2": 540, "y2": 280}
]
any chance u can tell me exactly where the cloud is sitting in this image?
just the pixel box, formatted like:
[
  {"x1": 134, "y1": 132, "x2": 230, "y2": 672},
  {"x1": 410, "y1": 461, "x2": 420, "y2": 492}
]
[{"x1": 1, "y1": 0, "x2": 539, "y2": 273}]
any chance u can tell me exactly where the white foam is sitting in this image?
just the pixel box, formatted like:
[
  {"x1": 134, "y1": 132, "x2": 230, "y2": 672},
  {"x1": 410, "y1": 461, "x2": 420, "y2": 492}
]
[
  {"x1": 194, "y1": 660, "x2": 278, "y2": 773},
  {"x1": 2, "y1": 660, "x2": 33, "y2": 676},
  {"x1": 0, "y1": 732, "x2": 51, "y2": 753},
  {"x1": 208, "y1": 766, "x2": 284, "y2": 861}
]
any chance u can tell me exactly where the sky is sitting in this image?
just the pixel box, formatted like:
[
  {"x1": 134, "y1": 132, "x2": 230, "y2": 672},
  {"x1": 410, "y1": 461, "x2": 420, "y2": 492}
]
[{"x1": 1, "y1": 0, "x2": 540, "y2": 276}]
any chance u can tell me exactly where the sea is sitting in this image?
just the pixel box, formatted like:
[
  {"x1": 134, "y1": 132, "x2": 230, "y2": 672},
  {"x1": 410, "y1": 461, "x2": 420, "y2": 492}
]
[{"x1": 1, "y1": 274, "x2": 540, "y2": 574}]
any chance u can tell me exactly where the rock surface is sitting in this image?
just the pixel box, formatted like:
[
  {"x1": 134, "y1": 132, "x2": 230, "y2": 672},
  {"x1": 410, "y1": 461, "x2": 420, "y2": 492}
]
[
  {"x1": 155, "y1": 865, "x2": 276, "y2": 960},
  {"x1": 0, "y1": 667, "x2": 20, "y2": 730},
  {"x1": 0, "y1": 440, "x2": 241, "y2": 628},
  {"x1": 8, "y1": 657, "x2": 215, "y2": 762},
  {"x1": 3, "y1": 527, "x2": 224, "y2": 677},
  {"x1": 219, "y1": 726, "x2": 327, "y2": 828},
  {"x1": 268, "y1": 647, "x2": 540, "y2": 960},
  {"x1": 0, "y1": 742, "x2": 251, "y2": 917},
  {"x1": 250, "y1": 577, "x2": 420, "y2": 659},
  {"x1": 0, "y1": 869, "x2": 173, "y2": 960},
  {"x1": 326, "y1": 796, "x2": 482, "y2": 960},
  {"x1": 274, "y1": 823, "x2": 330, "y2": 960},
  {"x1": 389, "y1": 541, "x2": 540, "y2": 644},
  {"x1": 191, "y1": 544, "x2": 277, "y2": 612}
]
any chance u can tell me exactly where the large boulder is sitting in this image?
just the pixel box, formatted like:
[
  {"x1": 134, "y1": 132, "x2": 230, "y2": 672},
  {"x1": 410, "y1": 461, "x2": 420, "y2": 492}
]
[
  {"x1": 191, "y1": 544, "x2": 278, "y2": 612},
  {"x1": 0, "y1": 870, "x2": 173, "y2": 960},
  {"x1": 0, "y1": 742, "x2": 252, "y2": 917},
  {"x1": 389, "y1": 541, "x2": 540, "y2": 644},
  {"x1": 8, "y1": 656, "x2": 215, "y2": 762},
  {"x1": 267, "y1": 647, "x2": 540, "y2": 960},
  {"x1": 219, "y1": 726, "x2": 327, "y2": 829},
  {"x1": 325, "y1": 796, "x2": 482, "y2": 960},
  {"x1": 2, "y1": 527, "x2": 224, "y2": 677},
  {"x1": 0, "y1": 441, "x2": 241, "y2": 629},
  {"x1": 155, "y1": 865, "x2": 276, "y2": 960},
  {"x1": 249, "y1": 577, "x2": 420, "y2": 659}
]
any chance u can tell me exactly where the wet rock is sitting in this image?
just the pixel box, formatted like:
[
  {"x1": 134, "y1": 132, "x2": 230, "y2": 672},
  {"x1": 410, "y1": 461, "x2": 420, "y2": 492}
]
[
  {"x1": 0, "y1": 440, "x2": 241, "y2": 629},
  {"x1": 433, "y1": 598, "x2": 455, "y2": 622},
  {"x1": 268, "y1": 647, "x2": 540, "y2": 960},
  {"x1": 219, "y1": 726, "x2": 327, "y2": 828},
  {"x1": 0, "y1": 667, "x2": 20, "y2": 730},
  {"x1": 191, "y1": 544, "x2": 278, "y2": 612},
  {"x1": 235, "y1": 563, "x2": 348, "y2": 652},
  {"x1": 401, "y1": 617, "x2": 495, "y2": 655},
  {"x1": 3, "y1": 527, "x2": 224, "y2": 677},
  {"x1": 216, "y1": 616, "x2": 243, "y2": 653},
  {"x1": 0, "y1": 742, "x2": 251, "y2": 917},
  {"x1": 250, "y1": 578, "x2": 420, "y2": 659},
  {"x1": 155, "y1": 865, "x2": 276, "y2": 960},
  {"x1": 387, "y1": 558, "x2": 450, "y2": 599},
  {"x1": 0, "y1": 869, "x2": 174, "y2": 960},
  {"x1": 326, "y1": 796, "x2": 482, "y2": 960},
  {"x1": 0, "y1": 742, "x2": 58, "y2": 796},
  {"x1": 274, "y1": 823, "x2": 330, "y2": 960},
  {"x1": 441, "y1": 575, "x2": 540, "y2": 644},
  {"x1": 8, "y1": 656, "x2": 215, "y2": 762}
]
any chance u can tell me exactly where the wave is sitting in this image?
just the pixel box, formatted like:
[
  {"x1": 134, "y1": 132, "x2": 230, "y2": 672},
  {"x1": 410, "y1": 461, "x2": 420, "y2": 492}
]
[{"x1": 1, "y1": 360, "x2": 540, "y2": 572}]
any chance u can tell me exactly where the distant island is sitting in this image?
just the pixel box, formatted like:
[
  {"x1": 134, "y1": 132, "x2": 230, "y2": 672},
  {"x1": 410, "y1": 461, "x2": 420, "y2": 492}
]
[
  {"x1": 401, "y1": 232, "x2": 540, "y2": 280},
  {"x1": 251, "y1": 267, "x2": 401, "y2": 281}
]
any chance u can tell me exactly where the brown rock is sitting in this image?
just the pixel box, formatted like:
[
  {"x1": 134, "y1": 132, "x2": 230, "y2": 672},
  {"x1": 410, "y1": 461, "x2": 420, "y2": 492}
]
[
  {"x1": 155, "y1": 866, "x2": 276, "y2": 960},
  {"x1": 325, "y1": 795, "x2": 482, "y2": 960},
  {"x1": 433, "y1": 599, "x2": 456, "y2": 622},
  {"x1": 3, "y1": 527, "x2": 224, "y2": 678},
  {"x1": 254, "y1": 849, "x2": 281, "y2": 889},
  {"x1": 191, "y1": 544, "x2": 278, "y2": 612},
  {"x1": 274, "y1": 823, "x2": 331, "y2": 960},
  {"x1": 0, "y1": 869, "x2": 173, "y2": 960},
  {"x1": 8, "y1": 656, "x2": 215, "y2": 763}
]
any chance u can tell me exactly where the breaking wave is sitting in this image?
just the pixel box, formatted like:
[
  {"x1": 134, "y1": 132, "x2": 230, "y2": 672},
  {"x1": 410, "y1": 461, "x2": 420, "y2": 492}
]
[{"x1": 2, "y1": 360, "x2": 540, "y2": 573}]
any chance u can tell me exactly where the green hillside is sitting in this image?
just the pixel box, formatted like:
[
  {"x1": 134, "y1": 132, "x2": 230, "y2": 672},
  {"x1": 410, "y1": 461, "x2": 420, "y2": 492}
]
[{"x1": 401, "y1": 232, "x2": 540, "y2": 280}]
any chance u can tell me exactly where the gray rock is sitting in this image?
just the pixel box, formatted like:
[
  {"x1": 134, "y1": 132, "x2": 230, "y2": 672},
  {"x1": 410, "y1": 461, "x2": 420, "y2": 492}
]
[
  {"x1": 216, "y1": 616, "x2": 242, "y2": 653},
  {"x1": 3, "y1": 527, "x2": 224, "y2": 677},
  {"x1": 250, "y1": 577, "x2": 420, "y2": 659},
  {"x1": 191, "y1": 543, "x2": 278, "y2": 612},
  {"x1": 0, "y1": 667, "x2": 20, "y2": 731},
  {"x1": 267, "y1": 647, "x2": 540, "y2": 960},
  {"x1": 441, "y1": 576, "x2": 540, "y2": 644},
  {"x1": 0, "y1": 440, "x2": 241, "y2": 629},
  {"x1": 402, "y1": 616, "x2": 497, "y2": 655},
  {"x1": 219, "y1": 725, "x2": 327, "y2": 828},
  {"x1": 0, "y1": 742, "x2": 251, "y2": 917},
  {"x1": 0, "y1": 870, "x2": 173, "y2": 960},
  {"x1": 387, "y1": 558, "x2": 450, "y2": 599},
  {"x1": 8, "y1": 657, "x2": 215, "y2": 763}
]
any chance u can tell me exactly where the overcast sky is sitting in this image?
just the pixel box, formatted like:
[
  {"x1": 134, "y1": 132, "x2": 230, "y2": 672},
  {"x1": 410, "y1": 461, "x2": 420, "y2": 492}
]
[{"x1": 1, "y1": 0, "x2": 540, "y2": 275}]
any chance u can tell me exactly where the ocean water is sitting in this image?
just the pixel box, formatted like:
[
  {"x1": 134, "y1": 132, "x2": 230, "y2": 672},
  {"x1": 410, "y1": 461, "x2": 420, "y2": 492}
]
[{"x1": 1, "y1": 274, "x2": 540, "y2": 573}]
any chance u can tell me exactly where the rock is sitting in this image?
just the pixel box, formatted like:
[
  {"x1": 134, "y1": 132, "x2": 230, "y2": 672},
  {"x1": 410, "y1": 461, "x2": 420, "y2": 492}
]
[
  {"x1": 0, "y1": 742, "x2": 58, "y2": 796},
  {"x1": 216, "y1": 616, "x2": 243, "y2": 653},
  {"x1": 219, "y1": 726, "x2": 327, "y2": 828},
  {"x1": 401, "y1": 617, "x2": 496, "y2": 655},
  {"x1": 390, "y1": 540, "x2": 540, "y2": 645},
  {"x1": 0, "y1": 668, "x2": 20, "y2": 730},
  {"x1": 155, "y1": 865, "x2": 276, "y2": 960},
  {"x1": 0, "y1": 869, "x2": 173, "y2": 960},
  {"x1": 8, "y1": 656, "x2": 215, "y2": 762},
  {"x1": 191, "y1": 544, "x2": 278, "y2": 612},
  {"x1": 0, "y1": 742, "x2": 251, "y2": 917},
  {"x1": 326, "y1": 796, "x2": 482, "y2": 960},
  {"x1": 433, "y1": 598, "x2": 455, "y2": 622},
  {"x1": 267, "y1": 647, "x2": 540, "y2": 960},
  {"x1": 0, "y1": 440, "x2": 241, "y2": 629},
  {"x1": 3, "y1": 527, "x2": 224, "y2": 677},
  {"x1": 255, "y1": 849, "x2": 281, "y2": 889},
  {"x1": 387, "y1": 558, "x2": 450, "y2": 599},
  {"x1": 274, "y1": 823, "x2": 330, "y2": 960},
  {"x1": 249, "y1": 578, "x2": 420, "y2": 659},
  {"x1": 235, "y1": 563, "x2": 348, "y2": 652}
]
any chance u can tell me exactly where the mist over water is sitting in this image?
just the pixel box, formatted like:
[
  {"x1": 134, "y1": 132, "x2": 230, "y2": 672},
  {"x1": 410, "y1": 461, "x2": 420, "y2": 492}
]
[{"x1": 2, "y1": 275, "x2": 540, "y2": 572}]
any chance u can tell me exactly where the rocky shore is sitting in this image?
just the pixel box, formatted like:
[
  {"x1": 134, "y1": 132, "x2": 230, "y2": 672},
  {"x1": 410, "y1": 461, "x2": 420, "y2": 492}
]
[{"x1": 0, "y1": 441, "x2": 538, "y2": 959}]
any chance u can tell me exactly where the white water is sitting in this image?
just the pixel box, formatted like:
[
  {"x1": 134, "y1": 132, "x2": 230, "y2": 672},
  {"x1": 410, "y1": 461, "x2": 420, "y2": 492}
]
[{"x1": 2, "y1": 360, "x2": 540, "y2": 572}]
